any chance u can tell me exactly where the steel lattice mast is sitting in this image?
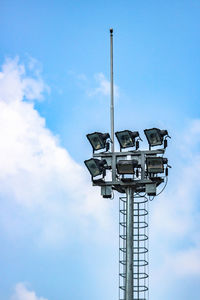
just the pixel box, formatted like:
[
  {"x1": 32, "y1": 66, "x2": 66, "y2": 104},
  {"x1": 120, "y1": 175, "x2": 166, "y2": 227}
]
[{"x1": 84, "y1": 29, "x2": 170, "y2": 300}]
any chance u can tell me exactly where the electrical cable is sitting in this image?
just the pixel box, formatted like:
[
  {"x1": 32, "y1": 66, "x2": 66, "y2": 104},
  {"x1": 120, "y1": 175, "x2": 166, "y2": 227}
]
[
  {"x1": 149, "y1": 196, "x2": 155, "y2": 201},
  {"x1": 156, "y1": 176, "x2": 168, "y2": 196},
  {"x1": 135, "y1": 192, "x2": 147, "y2": 198}
]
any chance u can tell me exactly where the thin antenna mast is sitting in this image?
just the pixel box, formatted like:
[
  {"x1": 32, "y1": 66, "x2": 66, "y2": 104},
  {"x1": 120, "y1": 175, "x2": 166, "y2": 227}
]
[{"x1": 110, "y1": 28, "x2": 114, "y2": 152}]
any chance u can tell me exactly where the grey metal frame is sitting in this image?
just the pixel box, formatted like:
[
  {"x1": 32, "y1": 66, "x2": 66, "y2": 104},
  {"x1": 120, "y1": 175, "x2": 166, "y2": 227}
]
[
  {"x1": 91, "y1": 148, "x2": 165, "y2": 300},
  {"x1": 93, "y1": 149, "x2": 165, "y2": 187}
]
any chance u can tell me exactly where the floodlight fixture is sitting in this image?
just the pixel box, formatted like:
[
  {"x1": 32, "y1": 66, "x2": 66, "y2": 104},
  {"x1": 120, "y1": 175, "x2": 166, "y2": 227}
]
[
  {"x1": 146, "y1": 157, "x2": 167, "y2": 174},
  {"x1": 115, "y1": 130, "x2": 140, "y2": 149},
  {"x1": 87, "y1": 132, "x2": 110, "y2": 152},
  {"x1": 144, "y1": 128, "x2": 169, "y2": 147},
  {"x1": 116, "y1": 159, "x2": 139, "y2": 174},
  {"x1": 84, "y1": 158, "x2": 108, "y2": 178}
]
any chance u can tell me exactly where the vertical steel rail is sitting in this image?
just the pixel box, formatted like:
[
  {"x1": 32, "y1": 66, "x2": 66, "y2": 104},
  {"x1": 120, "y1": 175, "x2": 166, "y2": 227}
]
[
  {"x1": 110, "y1": 28, "x2": 114, "y2": 153},
  {"x1": 137, "y1": 202, "x2": 140, "y2": 299},
  {"x1": 125, "y1": 187, "x2": 133, "y2": 300}
]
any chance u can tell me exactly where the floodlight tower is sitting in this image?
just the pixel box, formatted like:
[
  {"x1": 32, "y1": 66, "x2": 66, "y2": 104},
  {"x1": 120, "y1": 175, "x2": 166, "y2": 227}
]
[{"x1": 84, "y1": 29, "x2": 171, "y2": 300}]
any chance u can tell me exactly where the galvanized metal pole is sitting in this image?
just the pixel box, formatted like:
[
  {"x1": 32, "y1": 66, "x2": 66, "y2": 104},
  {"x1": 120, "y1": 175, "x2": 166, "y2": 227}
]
[
  {"x1": 125, "y1": 187, "x2": 133, "y2": 300},
  {"x1": 110, "y1": 28, "x2": 114, "y2": 152}
]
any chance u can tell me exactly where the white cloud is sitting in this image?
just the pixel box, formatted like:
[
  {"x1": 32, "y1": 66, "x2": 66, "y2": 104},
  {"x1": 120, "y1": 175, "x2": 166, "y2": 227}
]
[
  {"x1": 0, "y1": 57, "x2": 48, "y2": 103},
  {"x1": 73, "y1": 71, "x2": 119, "y2": 99},
  {"x1": 2, "y1": 57, "x2": 200, "y2": 299},
  {"x1": 88, "y1": 72, "x2": 119, "y2": 98},
  {"x1": 149, "y1": 119, "x2": 200, "y2": 286},
  {"x1": 0, "y1": 58, "x2": 114, "y2": 246},
  {"x1": 171, "y1": 247, "x2": 200, "y2": 276},
  {"x1": 11, "y1": 283, "x2": 48, "y2": 300}
]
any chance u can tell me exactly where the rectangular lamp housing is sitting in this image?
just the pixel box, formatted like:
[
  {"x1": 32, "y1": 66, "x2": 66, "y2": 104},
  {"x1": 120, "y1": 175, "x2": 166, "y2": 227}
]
[
  {"x1": 116, "y1": 160, "x2": 138, "y2": 174},
  {"x1": 87, "y1": 132, "x2": 105, "y2": 151},
  {"x1": 144, "y1": 128, "x2": 163, "y2": 146},
  {"x1": 146, "y1": 157, "x2": 164, "y2": 173},
  {"x1": 84, "y1": 158, "x2": 103, "y2": 177},
  {"x1": 115, "y1": 130, "x2": 135, "y2": 149}
]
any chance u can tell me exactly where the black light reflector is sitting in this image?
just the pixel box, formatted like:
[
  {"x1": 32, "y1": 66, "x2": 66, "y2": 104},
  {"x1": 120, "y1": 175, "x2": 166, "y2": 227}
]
[
  {"x1": 144, "y1": 128, "x2": 168, "y2": 147},
  {"x1": 87, "y1": 132, "x2": 110, "y2": 151},
  {"x1": 116, "y1": 159, "x2": 138, "y2": 174},
  {"x1": 84, "y1": 158, "x2": 107, "y2": 177},
  {"x1": 115, "y1": 130, "x2": 139, "y2": 149},
  {"x1": 146, "y1": 157, "x2": 164, "y2": 173}
]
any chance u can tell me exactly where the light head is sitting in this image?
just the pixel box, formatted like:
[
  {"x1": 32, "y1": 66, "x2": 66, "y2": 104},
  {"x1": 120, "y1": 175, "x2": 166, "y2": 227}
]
[
  {"x1": 144, "y1": 128, "x2": 168, "y2": 147},
  {"x1": 116, "y1": 159, "x2": 139, "y2": 174},
  {"x1": 87, "y1": 132, "x2": 110, "y2": 152},
  {"x1": 115, "y1": 130, "x2": 139, "y2": 149},
  {"x1": 84, "y1": 158, "x2": 108, "y2": 178},
  {"x1": 146, "y1": 157, "x2": 168, "y2": 174}
]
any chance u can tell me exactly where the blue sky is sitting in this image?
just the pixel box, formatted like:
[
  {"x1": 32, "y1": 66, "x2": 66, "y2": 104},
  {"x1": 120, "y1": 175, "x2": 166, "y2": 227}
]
[{"x1": 0, "y1": 1, "x2": 200, "y2": 299}]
